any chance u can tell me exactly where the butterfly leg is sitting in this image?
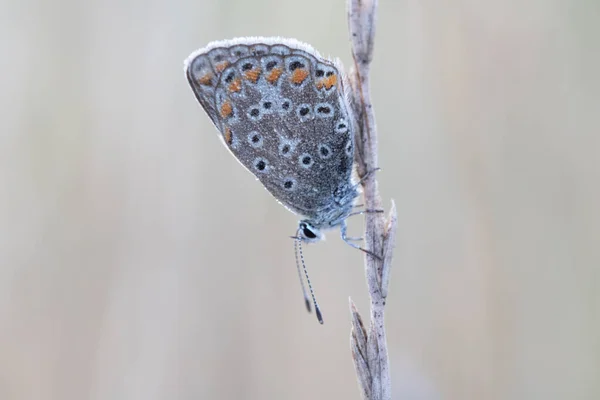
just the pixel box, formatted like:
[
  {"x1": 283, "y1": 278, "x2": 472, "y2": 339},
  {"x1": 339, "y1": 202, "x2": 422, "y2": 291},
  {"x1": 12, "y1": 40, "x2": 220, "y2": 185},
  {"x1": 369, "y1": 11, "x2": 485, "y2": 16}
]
[
  {"x1": 346, "y1": 208, "x2": 384, "y2": 218},
  {"x1": 353, "y1": 167, "x2": 381, "y2": 189},
  {"x1": 340, "y1": 209, "x2": 384, "y2": 241},
  {"x1": 340, "y1": 220, "x2": 382, "y2": 260}
]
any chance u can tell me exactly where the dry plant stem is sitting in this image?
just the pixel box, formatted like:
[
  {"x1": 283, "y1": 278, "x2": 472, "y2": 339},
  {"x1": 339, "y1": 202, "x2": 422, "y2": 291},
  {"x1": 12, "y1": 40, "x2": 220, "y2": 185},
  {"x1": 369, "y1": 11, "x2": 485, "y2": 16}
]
[{"x1": 347, "y1": 0, "x2": 397, "y2": 400}]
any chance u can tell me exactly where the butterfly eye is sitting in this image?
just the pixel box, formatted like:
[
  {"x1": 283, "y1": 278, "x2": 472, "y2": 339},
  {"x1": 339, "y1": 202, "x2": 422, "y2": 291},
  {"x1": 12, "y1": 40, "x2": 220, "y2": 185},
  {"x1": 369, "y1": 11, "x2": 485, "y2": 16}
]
[{"x1": 302, "y1": 225, "x2": 317, "y2": 239}]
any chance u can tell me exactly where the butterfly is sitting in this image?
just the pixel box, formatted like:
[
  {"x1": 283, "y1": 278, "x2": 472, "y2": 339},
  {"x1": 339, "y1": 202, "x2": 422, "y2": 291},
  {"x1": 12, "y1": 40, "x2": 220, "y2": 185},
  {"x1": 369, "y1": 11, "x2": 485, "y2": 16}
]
[{"x1": 185, "y1": 37, "x2": 375, "y2": 323}]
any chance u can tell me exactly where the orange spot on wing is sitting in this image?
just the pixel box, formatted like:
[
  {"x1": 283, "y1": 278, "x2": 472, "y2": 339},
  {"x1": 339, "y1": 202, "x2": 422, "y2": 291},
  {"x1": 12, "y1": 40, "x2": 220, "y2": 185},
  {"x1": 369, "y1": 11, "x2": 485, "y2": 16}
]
[
  {"x1": 290, "y1": 69, "x2": 309, "y2": 85},
  {"x1": 316, "y1": 75, "x2": 337, "y2": 90},
  {"x1": 224, "y1": 127, "x2": 232, "y2": 145},
  {"x1": 197, "y1": 73, "x2": 213, "y2": 86},
  {"x1": 220, "y1": 101, "x2": 233, "y2": 118},
  {"x1": 244, "y1": 67, "x2": 261, "y2": 83},
  {"x1": 215, "y1": 61, "x2": 230, "y2": 72},
  {"x1": 228, "y1": 77, "x2": 242, "y2": 93},
  {"x1": 266, "y1": 67, "x2": 283, "y2": 84}
]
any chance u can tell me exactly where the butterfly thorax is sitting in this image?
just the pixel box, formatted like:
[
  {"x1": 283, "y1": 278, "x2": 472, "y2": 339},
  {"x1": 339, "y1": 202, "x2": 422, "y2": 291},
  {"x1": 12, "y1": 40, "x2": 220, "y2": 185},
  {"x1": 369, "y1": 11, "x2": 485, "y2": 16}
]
[{"x1": 301, "y1": 181, "x2": 358, "y2": 229}]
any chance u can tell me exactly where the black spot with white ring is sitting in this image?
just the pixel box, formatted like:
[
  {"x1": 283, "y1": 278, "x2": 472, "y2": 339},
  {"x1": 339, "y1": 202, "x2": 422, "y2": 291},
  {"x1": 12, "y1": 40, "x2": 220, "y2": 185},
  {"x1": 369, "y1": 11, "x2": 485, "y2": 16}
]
[
  {"x1": 253, "y1": 157, "x2": 269, "y2": 173},
  {"x1": 279, "y1": 98, "x2": 292, "y2": 114},
  {"x1": 247, "y1": 106, "x2": 262, "y2": 121},
  {"x1": 247, "y1": 131, "x2": 263, "y2": 148},
  {"x1": 299, "y1": 153, "x2": 314, "y2": 169},
  {"x1": 260, "y1": 55, "x2": 284, "y2": 75},
  {"x1": 289, "y1": 60, "x2": 305, "y2": 71},
  {"x1": 318, "y1": 144, "x2": 333, "y2": 159},
  {"x1": 345, "y1": 140, "x2": 353, "y2": 155},
  {"x1": 282, "y1": 178, "x2": 297, "y2": 191},
  {"x1": 266, "y1": 60, "x2": 277, "y2": 71},
  {"x1": 210, "y1": 49, "x2": 230, "y2": 65},
  {"x1": 224, "y1": 71, "x2": 235, "y2": 83},
  {"x1": 315, "y1": 102, "x2": 334, "y2": 119},
  {"x1": 259, "y1": 97, "x2": 275, "y2": 116},
  {"x1": 278, "y1": 138, "x2": 297, "y2": 158},
  {"x1": 335, "y1": 118, "x2": 349, "y2": 134},
  {"x1": 296, "y1": 104, "x2": 313, "y2": 122}
]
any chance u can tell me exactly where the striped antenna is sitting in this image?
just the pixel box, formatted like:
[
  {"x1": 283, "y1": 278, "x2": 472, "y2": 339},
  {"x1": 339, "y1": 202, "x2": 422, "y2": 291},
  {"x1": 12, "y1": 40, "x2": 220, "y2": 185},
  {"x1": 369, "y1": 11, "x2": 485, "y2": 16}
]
[{"x1": 293, "y1": 234, "x2": 323, "y2": 324}]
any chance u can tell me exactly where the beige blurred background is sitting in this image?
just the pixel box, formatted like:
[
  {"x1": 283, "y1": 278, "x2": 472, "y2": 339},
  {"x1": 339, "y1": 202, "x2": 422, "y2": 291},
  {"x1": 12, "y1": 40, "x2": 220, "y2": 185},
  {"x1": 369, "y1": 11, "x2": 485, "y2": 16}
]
[{"x1": 1, "y1": 0, "x2": 599, "y2": 399}]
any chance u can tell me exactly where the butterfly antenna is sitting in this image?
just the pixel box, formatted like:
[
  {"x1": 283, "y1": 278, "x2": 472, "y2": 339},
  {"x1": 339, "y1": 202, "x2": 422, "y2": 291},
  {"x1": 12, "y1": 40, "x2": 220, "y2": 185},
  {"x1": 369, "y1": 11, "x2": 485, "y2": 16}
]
[
  {"x1": 295, "y1": 235, "x2": 323, "y2": 324},
  {"x1": 294, "y1": 236, "x2": 311, "y2": 313}
]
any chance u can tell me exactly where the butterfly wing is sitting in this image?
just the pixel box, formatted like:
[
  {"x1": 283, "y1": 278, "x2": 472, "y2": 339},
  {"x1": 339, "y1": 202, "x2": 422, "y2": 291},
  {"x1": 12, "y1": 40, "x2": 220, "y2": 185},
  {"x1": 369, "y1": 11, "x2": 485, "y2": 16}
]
[{"x1": 186, "y1": 38, "x2": 355, "y2": 221}]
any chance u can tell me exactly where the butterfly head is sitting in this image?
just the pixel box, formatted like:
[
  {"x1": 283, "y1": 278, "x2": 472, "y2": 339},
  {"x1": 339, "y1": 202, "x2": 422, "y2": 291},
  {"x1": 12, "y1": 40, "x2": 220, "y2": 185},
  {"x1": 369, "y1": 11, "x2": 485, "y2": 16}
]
[{"x1": 297, "y1": 220, "x2": 324, "y2": 243}]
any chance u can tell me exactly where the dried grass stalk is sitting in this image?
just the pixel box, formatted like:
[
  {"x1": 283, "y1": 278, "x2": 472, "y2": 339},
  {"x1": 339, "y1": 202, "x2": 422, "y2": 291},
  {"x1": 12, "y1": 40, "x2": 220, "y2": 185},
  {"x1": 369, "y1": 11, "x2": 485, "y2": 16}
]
[{"x1": 347, "y1": 0, "x2": 398, "y2": 399}]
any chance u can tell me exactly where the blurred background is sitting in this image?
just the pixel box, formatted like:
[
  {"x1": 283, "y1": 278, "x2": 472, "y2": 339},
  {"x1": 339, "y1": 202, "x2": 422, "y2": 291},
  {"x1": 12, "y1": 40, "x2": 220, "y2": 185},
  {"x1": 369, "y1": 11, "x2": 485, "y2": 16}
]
[{"x1": 1, "y1": 0, "x2": 599, "y2": 399}]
